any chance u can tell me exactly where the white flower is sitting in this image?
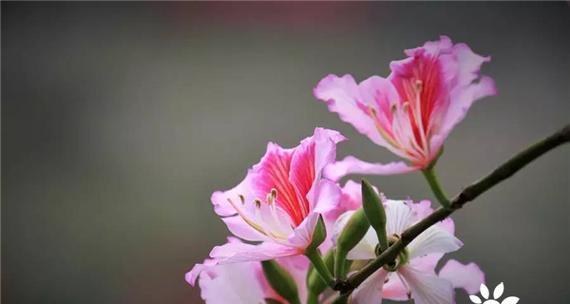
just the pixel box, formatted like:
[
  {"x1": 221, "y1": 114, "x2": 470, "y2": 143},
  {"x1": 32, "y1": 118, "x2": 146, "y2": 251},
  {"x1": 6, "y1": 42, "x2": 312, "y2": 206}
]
[{"x1": 335, "y1": 199, "x2": 484, "y2": 304}]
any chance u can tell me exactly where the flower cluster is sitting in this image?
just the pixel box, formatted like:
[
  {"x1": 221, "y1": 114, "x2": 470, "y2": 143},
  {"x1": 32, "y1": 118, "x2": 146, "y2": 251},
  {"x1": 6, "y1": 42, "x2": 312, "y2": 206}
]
[{"x1": 187, "y1": 36, "x2": 496, "y2": 304}]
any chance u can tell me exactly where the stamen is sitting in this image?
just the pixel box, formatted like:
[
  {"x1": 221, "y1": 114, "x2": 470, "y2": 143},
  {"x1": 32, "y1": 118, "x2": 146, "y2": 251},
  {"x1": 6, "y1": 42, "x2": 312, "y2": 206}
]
[
  {"x1": 414, "y1": 80, "x2": 423, "y2": 93},
  {"x1": 254, "y1": 199, "x2": 262, "y2": 208},
  {"x1": 238, "y1": 194, "x2": 245, "y2": 204}
]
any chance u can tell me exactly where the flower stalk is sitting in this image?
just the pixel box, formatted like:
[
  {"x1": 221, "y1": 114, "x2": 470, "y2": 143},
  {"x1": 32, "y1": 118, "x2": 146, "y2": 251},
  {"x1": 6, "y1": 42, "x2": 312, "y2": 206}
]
[{"x1": 422, "y1": 165, "x2": 451, "y2": 209}]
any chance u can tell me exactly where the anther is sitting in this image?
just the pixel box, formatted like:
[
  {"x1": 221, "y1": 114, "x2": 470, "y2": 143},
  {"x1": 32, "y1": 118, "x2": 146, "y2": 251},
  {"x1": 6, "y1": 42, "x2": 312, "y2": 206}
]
[
  {"x1": 238, "y1": 194, "x2": 245, "y2": 204},
  {"x1": 254, "y1": 199, "x2": 262, "y2": 208},
  {"x1": 414, "y1": 80, "x2": 423, "y2": 93}
]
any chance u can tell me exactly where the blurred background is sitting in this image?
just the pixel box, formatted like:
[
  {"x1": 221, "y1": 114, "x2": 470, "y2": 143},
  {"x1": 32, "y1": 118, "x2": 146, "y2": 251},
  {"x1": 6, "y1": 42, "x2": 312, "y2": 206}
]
[{"x1": 2, "y1": 2, "x2": 569, "y2": 303}]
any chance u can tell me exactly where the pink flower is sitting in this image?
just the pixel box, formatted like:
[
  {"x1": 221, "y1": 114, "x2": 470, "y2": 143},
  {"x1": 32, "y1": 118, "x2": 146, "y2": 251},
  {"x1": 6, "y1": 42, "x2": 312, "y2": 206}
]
[
  {"x1": 208, "y1": 128, "x2": 345, "y2": 263},
  {"x1": 187, "y1": 238, "x2": 308, "y2": 304},
  {"x1": 314, "y1": 36, "x2": 496, "y2": 180},
  {"x1": 334, "y1": 198, "x2": 485, "y2": 304}
]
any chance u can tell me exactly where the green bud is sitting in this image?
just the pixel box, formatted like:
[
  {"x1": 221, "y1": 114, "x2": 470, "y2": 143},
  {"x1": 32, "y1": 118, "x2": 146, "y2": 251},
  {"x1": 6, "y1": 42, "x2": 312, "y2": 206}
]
[
  {"x1": 307, "y1": 249, "x2": 335, "y2": 296},
  {"x1": 335, "y1": 208, "x2": 369, "y2": 279},
  {"x1": 361, "y1": 180, "x2": 389, "y2": 252},
  {"x1": 261, "y1": 260, "x2": 301, "y2": 304}
]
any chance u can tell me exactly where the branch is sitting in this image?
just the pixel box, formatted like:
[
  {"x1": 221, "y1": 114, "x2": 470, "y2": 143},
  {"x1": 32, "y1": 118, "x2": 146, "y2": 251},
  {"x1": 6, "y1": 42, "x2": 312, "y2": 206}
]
[{"x1": 339, "y1": 124, "x2": 570, "y2": 294}]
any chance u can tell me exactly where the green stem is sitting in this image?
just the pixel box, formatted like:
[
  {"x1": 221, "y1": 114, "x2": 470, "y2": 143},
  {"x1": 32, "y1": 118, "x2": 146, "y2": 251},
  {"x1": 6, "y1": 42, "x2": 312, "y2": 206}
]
[
  {"x1": 305, "y1": 248, "x2": 335, "y2": 288},
  {"x1": 422, "y1": 166, "x2": 451, "y2": 209},
  {"x1": 306, "y1": 292, "x2": 319, "y2": 304}
]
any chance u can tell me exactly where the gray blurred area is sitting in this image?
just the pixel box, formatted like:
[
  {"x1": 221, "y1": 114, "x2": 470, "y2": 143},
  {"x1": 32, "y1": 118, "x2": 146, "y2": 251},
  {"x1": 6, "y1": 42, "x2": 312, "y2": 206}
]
[{"x1": 2, "y1": 2, "x2": 569, "y2": 304}]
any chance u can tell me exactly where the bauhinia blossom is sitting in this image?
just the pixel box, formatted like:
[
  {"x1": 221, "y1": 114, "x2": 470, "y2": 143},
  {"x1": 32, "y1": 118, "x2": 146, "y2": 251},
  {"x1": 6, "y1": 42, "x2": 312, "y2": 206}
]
[
  {"x1": 187, "y1": 238, "x2": 308, "y2": 304},
  {"x1": 334, "y1": 198, "x2": 484, "y2": 304},
  {"x1": 208, "y1": 128, "x2": 345, "y2": 264},
  {"x1": 314, "y1": 36, "x2": 497, "y2": 180}
]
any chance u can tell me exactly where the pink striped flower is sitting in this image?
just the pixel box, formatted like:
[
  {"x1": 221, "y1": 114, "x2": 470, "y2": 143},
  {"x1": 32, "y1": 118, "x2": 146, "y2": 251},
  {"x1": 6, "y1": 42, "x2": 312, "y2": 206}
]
[
  {"x1": 315, "y1": 36, "x2": 496, "y2": 180},
  {"x1": 208, "y1": 128, "x2": 345, "y2": 264}
]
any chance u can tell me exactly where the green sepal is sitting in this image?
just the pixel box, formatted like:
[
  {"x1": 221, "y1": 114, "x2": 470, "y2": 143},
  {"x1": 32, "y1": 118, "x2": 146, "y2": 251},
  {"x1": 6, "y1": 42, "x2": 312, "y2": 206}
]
[
  {"x1": 261, "y1": 260, "x2": 301, "y2": 304},
  {"x1": 307, "y1": 215, "x2": 327, "y2": 251},
  {"x1": 361, "y1": 180, "x2": 389, "y2": 252}
]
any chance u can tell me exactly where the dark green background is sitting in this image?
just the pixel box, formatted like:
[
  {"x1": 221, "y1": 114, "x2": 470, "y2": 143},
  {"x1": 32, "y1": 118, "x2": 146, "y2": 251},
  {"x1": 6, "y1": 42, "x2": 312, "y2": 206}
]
[{"x1": 3, "y1": 2, "x2": 569, "y2": 303}]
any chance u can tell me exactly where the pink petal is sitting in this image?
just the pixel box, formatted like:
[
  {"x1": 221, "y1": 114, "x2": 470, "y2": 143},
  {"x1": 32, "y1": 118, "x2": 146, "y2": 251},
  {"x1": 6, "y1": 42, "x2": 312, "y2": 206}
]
[
  {"x1": 287, "y1": 212, "x2": 320, "y2": 248},
  {"x1": 210, "y1": 241, "x2": 300, "y2": 264},
  {"x1": 324, "y1": 156, "x2": 418, "y2": 181},
  {"x1": 221, "y1": 215, "x2": 267, "y2": 242},
  {"x1": 314, "y1": 74, "x2": 386, "y2": 146},
  {"x1": 439, "y1": 260, "x2": 485, "y2": 295},
  {"x1": 351, "y1": 268, "x2": 388, "y2": 304},
  {"x1": 311, "y1": 179, "x2": 342, "y2": 215},
  {"x1": 431, "y1": 40, "x2": 497, "y2": 153},
  {"x1": 197, "y1": 261, "x2": 267, "y2": 303},
  {"x1": 399, "y1": 265, "x2": 454, "y2": 304},
  {"x1": 210, "y1": 178, "x2": 253, "y2": 217},
  {"x1": 291, "y1": 128, "x2": 345, "y2": 210}
]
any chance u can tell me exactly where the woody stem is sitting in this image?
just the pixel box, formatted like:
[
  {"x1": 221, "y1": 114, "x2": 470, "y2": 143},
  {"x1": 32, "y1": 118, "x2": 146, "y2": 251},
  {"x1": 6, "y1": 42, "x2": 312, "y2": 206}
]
[{"x1": 335, "y1": 124, "x2": 570, "y2": 295}]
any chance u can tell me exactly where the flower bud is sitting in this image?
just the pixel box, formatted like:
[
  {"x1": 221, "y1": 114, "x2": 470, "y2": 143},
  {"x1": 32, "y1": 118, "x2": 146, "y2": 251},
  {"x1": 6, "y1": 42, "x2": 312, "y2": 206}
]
[
  {"x1": 335, "y1": 208, "x2": 369, "y2": 279},
  {"x1": 261, "y1": 260, "x2": 301, "y2": 304},
  {"x1": 361, "y1": 180, "x2": 389, "y2": 251}
]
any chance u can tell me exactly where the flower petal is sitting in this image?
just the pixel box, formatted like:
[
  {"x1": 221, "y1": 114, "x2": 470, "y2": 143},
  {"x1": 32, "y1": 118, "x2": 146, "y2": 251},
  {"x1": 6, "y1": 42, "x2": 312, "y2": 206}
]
[
  {"x1": 210, "y1": 241, "x2": 299, "y2": 264},
  {"x1": 351, "y1": 268, "x2": 388, "y2": 304},
  {"x1": 314, "y1": 74, "x2": 398, "y2": 148},
  {"x1": 287, "y1": 212, "x2": 320, "y2": 248},
  {"x1": 324, "y1": 156, "x2": 418, "y2": 181},
  {"x1": 311, "y1": 179, "x2": 342, "y2": 215},
  {"x1": 399, "y1": 265, "x2": 454, "y2": 304},
  {"x1": 221, "y1": 215, "x2": 268, "y2": 242},
  {"x1": 439, "y1": 260, "x2": 485, "y2": 295},
  {"x1": 197, "y1": 261, "x2": 267, "y2": 304},
  {"x1": 407, "y1": 225, "x2": 463, "y2": 259},
  {"x1": 385, "y1": 200, "x2": 415, "y2": 236}
]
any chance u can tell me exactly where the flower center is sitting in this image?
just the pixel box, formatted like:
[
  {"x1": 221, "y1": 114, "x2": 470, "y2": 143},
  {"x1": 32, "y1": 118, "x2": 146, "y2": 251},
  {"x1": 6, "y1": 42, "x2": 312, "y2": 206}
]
[{"x1": 375, "y1": 234, "x2": 409, "y2": 272}]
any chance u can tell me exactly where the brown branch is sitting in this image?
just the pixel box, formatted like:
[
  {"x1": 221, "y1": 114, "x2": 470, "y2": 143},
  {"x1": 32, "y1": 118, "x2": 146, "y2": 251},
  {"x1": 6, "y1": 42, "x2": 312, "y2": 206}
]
[{"x1": 338, "y1": 124, "x2": 570, "y2": 294}]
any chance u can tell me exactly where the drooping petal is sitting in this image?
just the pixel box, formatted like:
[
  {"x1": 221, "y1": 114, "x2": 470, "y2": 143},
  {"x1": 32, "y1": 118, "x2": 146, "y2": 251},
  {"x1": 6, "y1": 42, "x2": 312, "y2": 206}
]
[
  {"x1": 407, "y1": 225, "x2": 463, "y2": 259},
  {"x1": 210, "y1": 241, "x2": 300, "y2": 264},
  {"x1": 399, "y1": 265, "x2": 454, "y2": 304},
  {"x1": 439, "y1": 260, "x2": 485, "y2": 295},
  {"x1": 324, "y1": 156, "x2": 418, "y2": 181},
  {"x1": 314, "y1": 74, "x2": 397, "y2": 148},
  {"x1": 186, "y1": 259, "x2": 218, "y2": 286},
  {"x1": 197, "y1": 261, "x2": 268, "y2": 304},
  {"x1": 351, "y1": 268, "x2": 389, "y2": 304}
]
